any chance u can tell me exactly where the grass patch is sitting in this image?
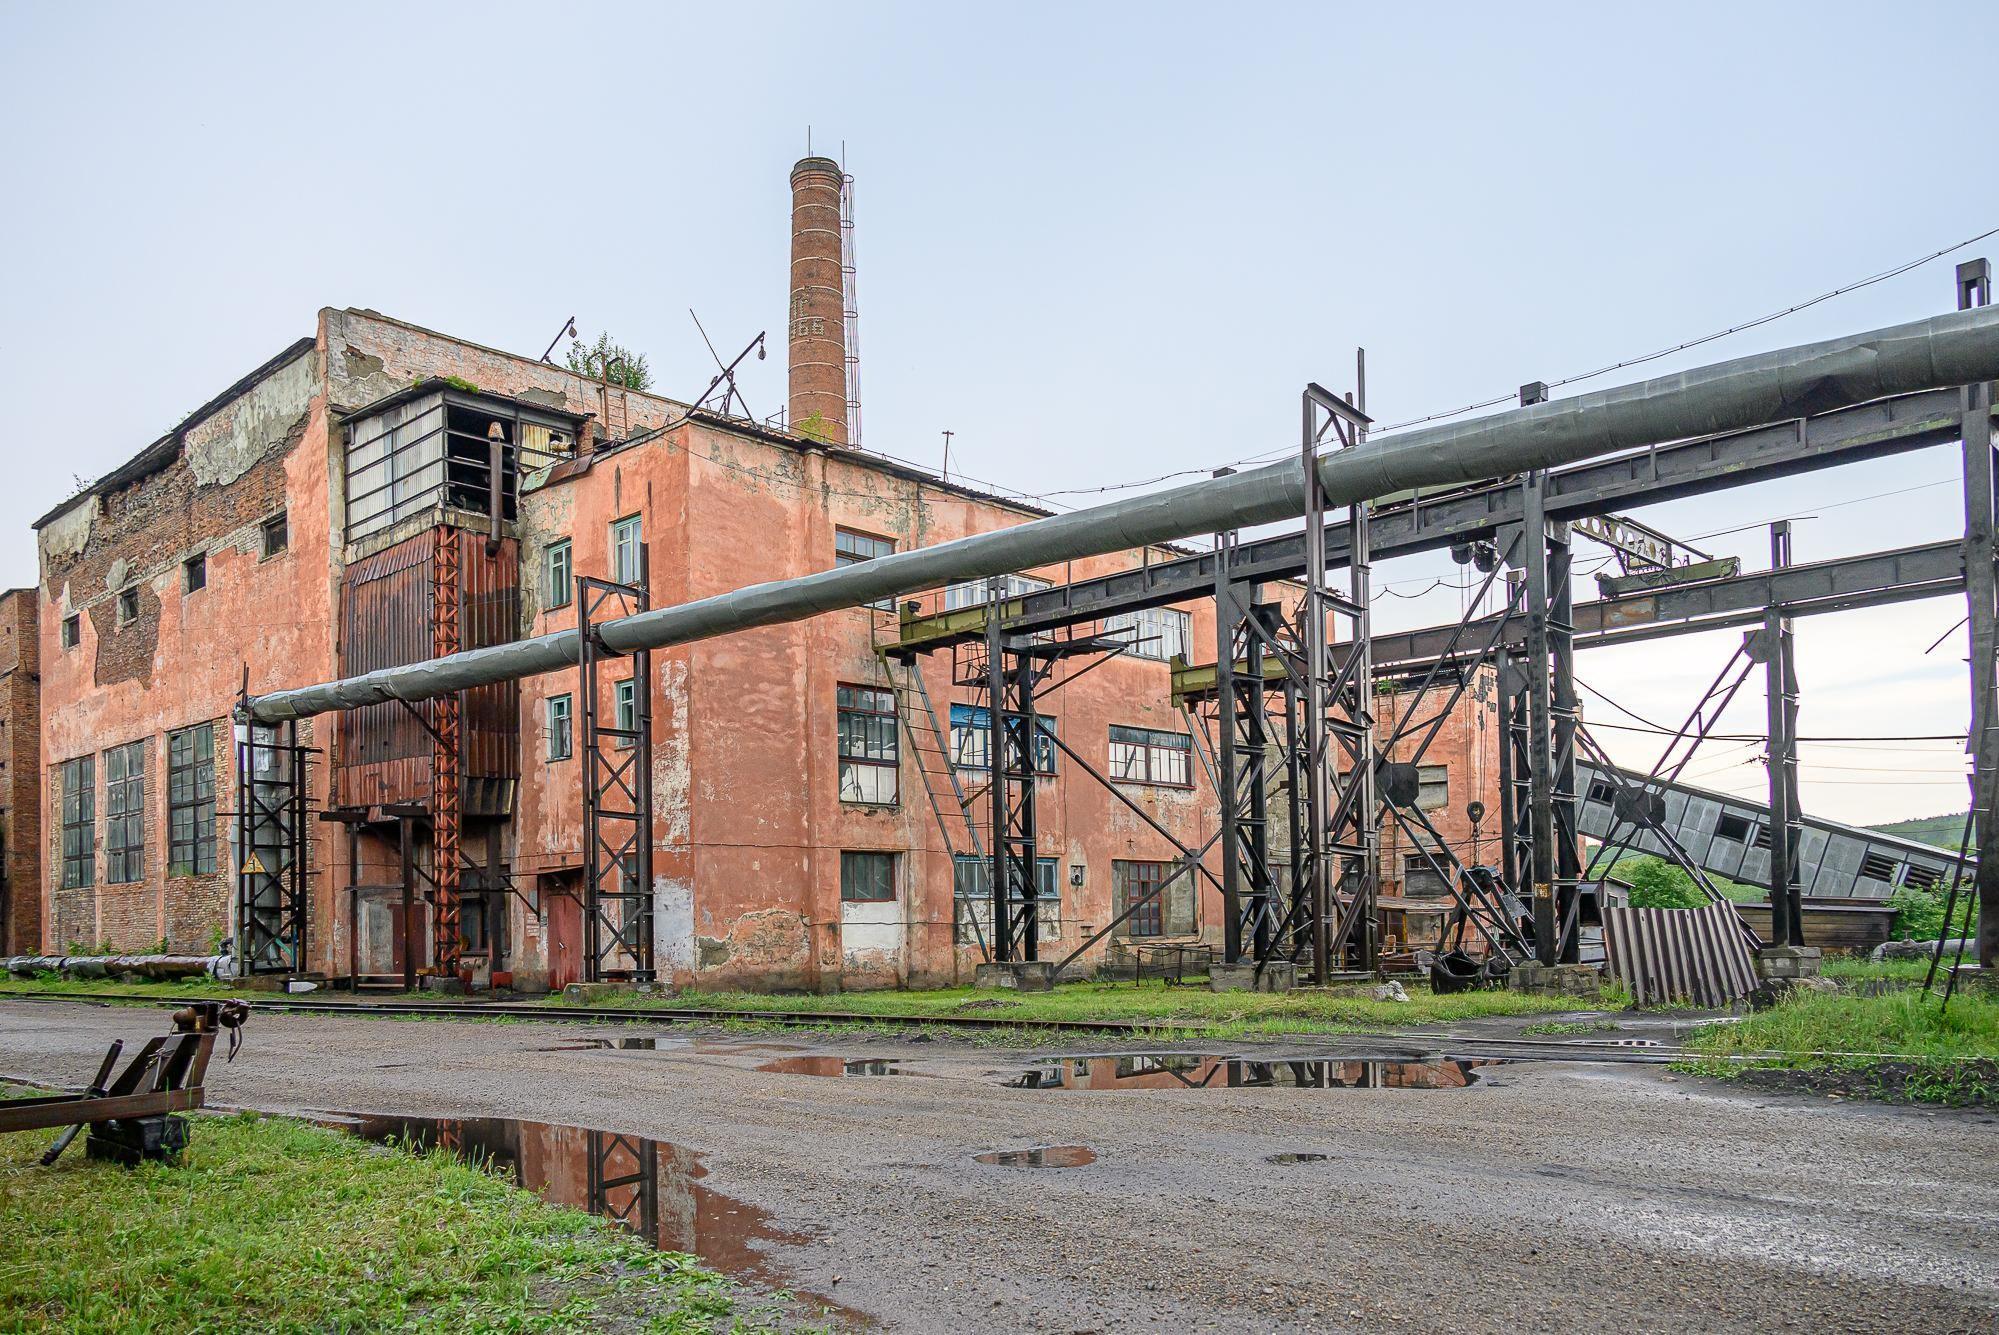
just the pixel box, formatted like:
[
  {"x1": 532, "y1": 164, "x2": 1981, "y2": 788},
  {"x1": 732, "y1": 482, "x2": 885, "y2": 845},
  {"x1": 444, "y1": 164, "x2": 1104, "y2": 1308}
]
[
  {"x1": 0, "y1": 972, "x2": 260, "y2": 1002},
  {"x1": 1522, "y1": 1019, "x2": 1623, "y2": 1035},
  {"x1": 1678, "y1": 987, "x2": 1999, "y2": 1105},
  {"x1": 0, "y1": 1096, "x2": 762, "y2": 1332}
]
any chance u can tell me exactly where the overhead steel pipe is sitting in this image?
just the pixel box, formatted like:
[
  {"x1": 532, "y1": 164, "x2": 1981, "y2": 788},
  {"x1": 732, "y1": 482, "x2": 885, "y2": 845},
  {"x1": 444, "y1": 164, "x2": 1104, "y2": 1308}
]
[{"x1": 247, "y1": 305, "x2": 1999, "y2": 723}]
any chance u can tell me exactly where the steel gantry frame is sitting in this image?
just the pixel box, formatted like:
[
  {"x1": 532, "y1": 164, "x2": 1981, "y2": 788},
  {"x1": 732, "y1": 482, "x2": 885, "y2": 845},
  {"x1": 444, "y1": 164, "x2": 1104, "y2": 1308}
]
[
  {"x1": 577, "y1": 554, "x2": 657, "y2": 985},
  {"x1": 236, "y1": 303, "x2": 1999, "y2": 980}
]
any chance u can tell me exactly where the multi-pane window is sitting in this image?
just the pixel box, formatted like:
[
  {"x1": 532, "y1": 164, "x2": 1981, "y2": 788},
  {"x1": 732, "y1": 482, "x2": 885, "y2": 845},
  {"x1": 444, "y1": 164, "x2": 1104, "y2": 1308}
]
[
  {"x1": 949, "y1": 703, "x2": 1057, "y2": 775},
  {"x1": 952, "y1": 855, "x2": 1059, "y2": 944},
  {"x1": 59, "y1": 756, "x2": 94, "y2": 890},
  {"x1": 837, "y1": 684, "x2": 899, "y2": 805},
  {"x1": 610, "y1": 515, "x2": 643, "y2": 584},
  {"x1": 615, "y1": 678, "x2": 638, "y2": 748},
  {"x1": 547, "y1": 694, "x2": 574, "y2": 761},
  {"x1": 943, "y1": 573, "x2": 1051, "y2": 612},
  {"x1": 261, "y1": 512, "x2": 289, "y2": 558},
  {"x1": 1114, "y1": 859, "x2": 1197, "y2": 938},
  {"x1": 1417, "y1": 763, "x2": 1448, "y2": 810},
  {"x1": 835, "y1": 528, "x2": 896, "y2": 610},
  {"x1": 1107, "y1": 725, "x2": 1193, "y2": 787},
  {"x1": 105, "y1": 740, "x2": 146, "y2": 884},
  {"x1": 545, "y1": 539, "x2": 572, "y2": 609},
  {"x1": 1101, "y1": 607, "x2": 1192, "y2": 662},
  {"x1": 840, "y1": 851, "x2": 897, "y2": 902},
  {"x1": 168, "y1": 723, "x2": 217, "y2": 876}
]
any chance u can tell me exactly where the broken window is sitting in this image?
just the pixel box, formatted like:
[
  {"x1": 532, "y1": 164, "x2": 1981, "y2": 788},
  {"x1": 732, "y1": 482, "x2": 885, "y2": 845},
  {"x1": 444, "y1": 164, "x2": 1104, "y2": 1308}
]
[
  {"x1": 59, "y1": 755, "x2": 94, "y2": 890},
  {"x1": 116, "y1": 588, "x2": 138, "y2": 624},
  {"x1": 168, "y1": 723, "x2": 216, "y2": 877},
  {"x1": 949, "y1": 703, "x2": 1057, "y2": 775},
  {"x1": 1113, "y1": 860, "x2": 1195, "y2": 938},
  {"x1": 1108, "y1": 725, "x2": 1192, "y2": 787},
  {"x1": 615, "y1": 678, "x2": 638, "y2": 749},
  {"x1": 60, "y1": 614, "x2": 79, "y2": 650},
  {"x1": 545, "y1": 540, "x2": 572, "y2": 610},
  {"x1": 952, "y1": 855, "x2": 1059, "y2": 944},
  {"x1": 837, "y1": 684, "x2": 898, "y2": 805},
  {"x1": 1403, "y1": 853, "x2": 1450, "y2": 898},
  {"x1": 183, "y1": 553, "x2": 206, "y2": 595},
  {"x1": 610, "y1": 515, "x2": 644, "y2": 585},
  {"x1": 943, "y1": 573, "x2": 1051, "y2": 612},
  {"x1": 261, "y1": 512, "x2": 288, "y2": 558},
  {"x1": 835, "y1": 527, "x2": 896, "y2": 610},
  {"x1": 1715, "y1": 812, "x2": 1753, "y2": 843},
  {"x1": 546, "y1": 694, "x2": 573, "y2": 761},
  {"x1": 1100, "y1": 607, "x2": 1192, "y2": 662},
  {"x1": 105, "y1": 740, "x2": 146, "y2": 884},
  {"x1": 840, "y1": 851, "x2": 896, "y2": 903}
]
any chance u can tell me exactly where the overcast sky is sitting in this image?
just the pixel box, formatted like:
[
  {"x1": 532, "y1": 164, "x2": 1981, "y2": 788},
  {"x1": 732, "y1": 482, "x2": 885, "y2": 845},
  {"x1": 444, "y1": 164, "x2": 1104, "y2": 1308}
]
[{"x1": 3, "y1": 2, "x2": 1994, "y2": 825}]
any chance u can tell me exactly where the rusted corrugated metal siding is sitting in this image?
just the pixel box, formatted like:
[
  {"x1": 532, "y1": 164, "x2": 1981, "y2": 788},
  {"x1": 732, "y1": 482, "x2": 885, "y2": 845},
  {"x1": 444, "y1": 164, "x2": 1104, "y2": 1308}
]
[
  {"x1": 1602, "y1": 902, "x2": 1757, "y2": 1007},
  {"x1": 335, "y1": 526, "x2": 520, "y2": 811}
]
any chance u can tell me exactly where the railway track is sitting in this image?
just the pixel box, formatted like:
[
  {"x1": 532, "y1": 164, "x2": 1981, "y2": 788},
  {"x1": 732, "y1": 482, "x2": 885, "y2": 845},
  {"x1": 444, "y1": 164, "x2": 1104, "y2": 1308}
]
[{"x1": 0, "y1": 988, "x2": 1692, "y2": 1060}]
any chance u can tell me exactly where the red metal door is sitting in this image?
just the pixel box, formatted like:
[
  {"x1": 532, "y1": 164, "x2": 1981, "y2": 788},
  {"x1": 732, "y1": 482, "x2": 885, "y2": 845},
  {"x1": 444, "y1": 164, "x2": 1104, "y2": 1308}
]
[{"x1": 545, "y1": 872, "x2": 583, "y2": 989}]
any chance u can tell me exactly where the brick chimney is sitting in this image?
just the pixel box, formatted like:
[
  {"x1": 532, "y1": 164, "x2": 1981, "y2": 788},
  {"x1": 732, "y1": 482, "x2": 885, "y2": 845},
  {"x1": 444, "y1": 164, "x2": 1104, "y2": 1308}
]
[{"x1": 787, "y1": 155, "x2": 849, "y2": 446}]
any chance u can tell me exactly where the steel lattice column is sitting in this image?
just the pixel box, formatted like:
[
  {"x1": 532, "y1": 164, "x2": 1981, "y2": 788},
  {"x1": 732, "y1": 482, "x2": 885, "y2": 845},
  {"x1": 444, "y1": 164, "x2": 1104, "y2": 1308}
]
[
  {"x1": 1760, "y1": 521, "x2": 1804, "y2": 947},
  {"x1": 1959, "y1": 260, "x2": 1999, "y2": 970},
  {"x1": 986, "y1": 589, "x2": 1041, "y2": 963},
  {"x1": 1518, "y1": 472, "x2": 1582, "y2": 965},
  {"x1": 578, "y1": 552, "x2": 657, "y2": 984},
  {"x1": 1214, "y1": 551, "x2": 1278, "y2": 964},
  {"x1": 432, "y1": 526, "x2": 464, "y2": 979}
]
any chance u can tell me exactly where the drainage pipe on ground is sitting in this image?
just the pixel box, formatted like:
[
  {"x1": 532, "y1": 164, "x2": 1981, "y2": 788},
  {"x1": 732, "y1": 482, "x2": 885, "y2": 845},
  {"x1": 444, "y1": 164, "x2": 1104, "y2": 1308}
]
[{"x1": 245, "y1": 305, "x2": 1999, "y2": 725}]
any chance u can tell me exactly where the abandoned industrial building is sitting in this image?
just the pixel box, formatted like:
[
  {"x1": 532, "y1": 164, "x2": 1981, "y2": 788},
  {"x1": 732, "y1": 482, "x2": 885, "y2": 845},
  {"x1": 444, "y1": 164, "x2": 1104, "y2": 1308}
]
[{"x1": 11, "y1": 154, "x2": 1994, "y2": 1001}]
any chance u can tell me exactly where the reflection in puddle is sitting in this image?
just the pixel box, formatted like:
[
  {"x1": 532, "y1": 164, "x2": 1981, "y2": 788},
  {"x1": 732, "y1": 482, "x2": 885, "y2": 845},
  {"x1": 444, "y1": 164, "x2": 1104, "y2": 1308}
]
[
  {"x1": 1266, "y1": 1152, "x2": 1331, "y2": 1164},
  {"x1": 320, "y1": 1112, "x2": 849, "y2": 1317},
  {"x1": 756, "y1": 1056, "x2": 910, "y2": 1078},
  {"x1": 533, "y1": 1036, "x2": 808, "y2": 1055},
  {"x1": 974, "y1": 1145, "x2": 1096, "y2": 1168},
  {"x1": 1009, "y1": 1055, "x2": 1498, "y2": 1091}
]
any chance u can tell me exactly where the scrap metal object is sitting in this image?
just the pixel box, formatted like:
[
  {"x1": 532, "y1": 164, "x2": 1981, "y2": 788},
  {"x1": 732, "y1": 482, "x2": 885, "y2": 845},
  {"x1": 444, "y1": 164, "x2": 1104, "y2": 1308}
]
[{"x1": 1, "y1": 1000, "x2": 248, "y2": 1166}]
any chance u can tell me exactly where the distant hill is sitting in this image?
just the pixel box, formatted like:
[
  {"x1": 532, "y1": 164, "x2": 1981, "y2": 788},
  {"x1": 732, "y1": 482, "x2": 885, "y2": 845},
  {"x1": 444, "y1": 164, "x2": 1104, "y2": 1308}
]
[{"x1": 1870, "y1": 811, "x2": 1969, "y2": 851}]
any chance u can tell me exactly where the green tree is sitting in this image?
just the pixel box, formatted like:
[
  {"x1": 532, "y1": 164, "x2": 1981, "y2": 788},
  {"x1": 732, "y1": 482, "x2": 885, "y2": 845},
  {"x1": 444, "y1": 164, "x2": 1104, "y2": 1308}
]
[
  {"x1": 565, "y1": 332, "x2": 652, "y2": 391},
  {"x1": 1616, "y1": 855, "x2": 1709, "y2": 910}
]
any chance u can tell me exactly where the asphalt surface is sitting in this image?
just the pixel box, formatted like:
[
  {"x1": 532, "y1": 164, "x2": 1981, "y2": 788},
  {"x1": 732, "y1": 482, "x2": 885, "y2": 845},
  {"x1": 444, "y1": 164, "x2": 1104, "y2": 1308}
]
[{"x1": 3, "y1": 999, "x2": 1994, "y2": 1333}]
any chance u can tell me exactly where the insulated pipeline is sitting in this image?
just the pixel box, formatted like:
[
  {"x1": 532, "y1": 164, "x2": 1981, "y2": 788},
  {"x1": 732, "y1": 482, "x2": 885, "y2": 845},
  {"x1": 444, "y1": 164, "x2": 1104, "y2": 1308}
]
[{"x1": 246, "y1": 305, "x2": 1999, "y2": 723}]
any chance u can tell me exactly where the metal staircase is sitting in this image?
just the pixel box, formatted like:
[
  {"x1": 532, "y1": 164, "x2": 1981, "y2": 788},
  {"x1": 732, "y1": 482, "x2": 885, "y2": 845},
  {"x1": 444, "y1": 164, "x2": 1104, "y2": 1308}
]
[{"x1": 883, "y1": 656, "x2": 989, "y2": 955}]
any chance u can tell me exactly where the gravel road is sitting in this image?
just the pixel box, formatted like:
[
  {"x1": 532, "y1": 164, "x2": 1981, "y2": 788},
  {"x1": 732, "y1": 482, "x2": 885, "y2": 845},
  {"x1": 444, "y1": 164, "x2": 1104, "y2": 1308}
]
[{"x1": 3, "y1": 999, "x2": 1993, "y2": 1333}]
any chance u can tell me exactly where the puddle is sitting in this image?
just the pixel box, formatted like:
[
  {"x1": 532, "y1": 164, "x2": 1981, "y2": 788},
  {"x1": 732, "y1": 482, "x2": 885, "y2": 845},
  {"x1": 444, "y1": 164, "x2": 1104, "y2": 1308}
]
[
  {"x1": 1008, "y1": 1055, "x2": 1498, "y2": 1091},
  {"x1": 756, "y1": 1056, "x2": 911, "y2": 1077},
  {"x1": 318, "y1": 1111, "x2": 851, "y2": 1317},
  {"x1": 1266, "y1": 1152, "x2": 1331, "y2": 1164},
  {"x1": 533, "y1": 1036, "x2": 806, "y2": 1055},
  {"x1": 974, "y1": 1145, "x2": 1096, "y2": 1168}
]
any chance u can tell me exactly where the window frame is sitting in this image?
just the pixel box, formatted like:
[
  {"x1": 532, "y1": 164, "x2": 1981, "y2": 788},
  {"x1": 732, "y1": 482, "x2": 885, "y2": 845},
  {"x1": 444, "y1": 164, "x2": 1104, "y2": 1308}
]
[
  {"x1": 545, "y1": 539, "x2": 573, "y2": 610},
  {"x1": 546, "y1": 693, "x2": 574, "y2": 761},
  {"x1": 1113, "y1": 859, "x2": 1195, "y2": 938},
  {"x1": 1100, "y1": 606, "x2": 1193, "y2": 663},
  {"x1": 167, "y1": 723, "x2": 217, "y2": 877},
  {"x1": 104, "y1": 739, "x2": 146, "y2": 885},
  {"x1": 609, "y1": 515, "x2": 644, "y2": 585},
  {"x1": 837, "y1": 683, "x2": 900, "y2": 806},
  {"x1": 951, "y1": 854, "x2": 1059, "y2": 943},
  {"x1": 59, "y1": 755, "x2": 94, "y2": 890},
  {"x1": 182, "y1": 553, "x2": 207, "y2": 595},
  {"x1": 614, "y1": 677, "x2": 638, "y2": 749},
  {"x1": 839, "y1": 850, "x2": 897, "y2": 903},
  {"x1": 60, "y1": 614, "x2": 80, "y2": 650},
  {"x1": 1107, "y1": 724, "x2": 1193, "y2": 788},
  {"x1": 261, "y1": 511, "x2": 289, "y2": 559},
  {"x1": 834, "y1": 527, "x2": 897, "y2": 611},
  {"x1": 1416, "y1": 763, "x2": 1449, "y2": 811},
  {"x1": 948, "y1": 703, "x2": 1058, "y2": 776},
  {"x1": 116, "y1": 588, "x2": 139, "y2": 625}
]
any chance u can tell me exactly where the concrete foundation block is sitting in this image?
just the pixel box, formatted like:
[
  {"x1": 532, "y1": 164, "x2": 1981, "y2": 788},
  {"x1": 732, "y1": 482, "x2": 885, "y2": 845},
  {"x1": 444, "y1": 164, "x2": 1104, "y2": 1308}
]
[
  {"x1": 422, "y1": 975, "x2": 467, "y2": 996},
  {"x1": 974, "y1": 961, "x2": 1056, "y2": 992},
  {"x1": 1509, "y1": 962, "x2": 1602, "y2": 997},
  {"x1": 1209, "y1": 961, "x2": 1296, "y2": 993},
  {"x1": 1949, "y1": 964, "x2": 1998, "y2": 995},
  {"x1": 1751, "y1": 975, "x2": 1839, "y2": 1009},
  {"x1": 1753, "y1": 946, "x2": 1822, "y2": 981},
  {"x1": 562, "y1": 981, "x2": 625, "y2": 1004}
]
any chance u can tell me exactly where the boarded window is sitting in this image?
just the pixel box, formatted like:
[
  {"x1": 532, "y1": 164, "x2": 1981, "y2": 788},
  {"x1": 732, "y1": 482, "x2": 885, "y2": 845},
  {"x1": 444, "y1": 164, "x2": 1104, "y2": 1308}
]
[
  {"x1": 1417, "y1": 763, "x2": 1449, "y2": 810},
  {"x1": 840, "y1": 851, "x2": 896, "y2": 902},
  {"x1": 1402, "y1": 853, "x2": 1449, "y2": 898},
  {"x1": 952, "y1": 855, "x2": 1059, "y2": 944},
  {"x1": 1113, "y1": 859, "x2": 1196, "y2": 938},
  {"x1": 1107, "y1": 724, "x2": 1192, "y2": 786},
  {"x1": 60, "y1": 755, "x2": 94, "y2": 890},
  {"x1": 105, "y1": 740, "x2": 146, "y2": 884},
  {"x1": 837, "y1": 684, "x2": 898, "y2": 805},
  {"x1": 167, "y1": 723, "x2": 216, "y2": 876}
]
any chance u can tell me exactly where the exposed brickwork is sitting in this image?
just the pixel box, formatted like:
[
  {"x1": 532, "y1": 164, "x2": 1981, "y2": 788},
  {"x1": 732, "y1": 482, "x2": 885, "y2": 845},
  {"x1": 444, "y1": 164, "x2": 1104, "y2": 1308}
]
[
  {"x1": 0, "y1": 590, "x2": 39, "y2": 953},
  {"x1": 788, "y1": 156, "x2": 849, "y2": 444}
]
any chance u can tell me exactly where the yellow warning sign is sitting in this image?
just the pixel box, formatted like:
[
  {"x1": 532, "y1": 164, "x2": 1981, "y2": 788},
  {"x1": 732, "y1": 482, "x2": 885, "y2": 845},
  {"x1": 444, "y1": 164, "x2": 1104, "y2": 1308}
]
[{"x1": 241, "y1": 852, "x2": 268, "y2": 875}]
